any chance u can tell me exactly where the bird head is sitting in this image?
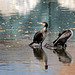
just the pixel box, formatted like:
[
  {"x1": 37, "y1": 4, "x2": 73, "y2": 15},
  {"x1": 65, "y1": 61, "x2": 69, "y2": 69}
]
[{"x1": 37, "y1": 22, "x2": 48, "y2": 28}]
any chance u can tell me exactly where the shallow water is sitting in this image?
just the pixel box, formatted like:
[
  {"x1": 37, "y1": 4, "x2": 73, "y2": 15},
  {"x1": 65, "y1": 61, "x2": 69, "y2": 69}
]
[
  {"x1": 0, "y1": 38, "x2": 75, "y2": 75},
  {"x1": 0, "y1": 0, "x2": 75, "y2": 75}
]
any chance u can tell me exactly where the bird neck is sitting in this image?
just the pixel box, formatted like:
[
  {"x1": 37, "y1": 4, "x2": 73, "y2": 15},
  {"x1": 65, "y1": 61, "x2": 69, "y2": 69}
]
[
  {"x1": 40, "y1": 27, "x2": 47, "y2": 33},
  {"x1": 45, "y1": 24, "x2": 48, "y2": 28}
]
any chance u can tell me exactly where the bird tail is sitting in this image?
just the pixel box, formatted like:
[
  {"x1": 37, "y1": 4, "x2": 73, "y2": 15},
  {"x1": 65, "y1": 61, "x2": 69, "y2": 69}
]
[{"x1": 29, "y1": 42, "x2": 34, "y2": 46}]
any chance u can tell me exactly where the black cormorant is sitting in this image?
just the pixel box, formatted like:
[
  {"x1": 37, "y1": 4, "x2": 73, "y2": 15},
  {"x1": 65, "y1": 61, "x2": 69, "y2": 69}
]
[
  {"x1": 29, "y1": 22, "x2": 48, "y2": 47},
  {"x1": 53, "y1": 29, "x2": 73, "y2": 47}
]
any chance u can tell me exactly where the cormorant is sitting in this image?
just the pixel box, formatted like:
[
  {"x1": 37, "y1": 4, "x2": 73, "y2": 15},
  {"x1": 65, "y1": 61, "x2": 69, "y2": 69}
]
[
  {"x1": 53, "y1": 29, "x2": 73, "y2": 47},
  {"x1": 29, "y1": 22, "x2": 48, "y2": 47}
]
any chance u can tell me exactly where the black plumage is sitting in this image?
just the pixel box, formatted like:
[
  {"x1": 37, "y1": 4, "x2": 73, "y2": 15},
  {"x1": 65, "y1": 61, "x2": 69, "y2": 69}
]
[
  {"x1": 53, "y1": 29, "x2": 73, "y2": 47},
  {"x1": 29, "y1": 22, "x2": 48, "y2": 47}
]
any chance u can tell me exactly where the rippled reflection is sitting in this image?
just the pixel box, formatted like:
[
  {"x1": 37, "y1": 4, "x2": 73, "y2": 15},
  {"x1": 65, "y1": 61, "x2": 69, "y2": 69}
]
[
  {"x1": 29, "y1": 45, "x2": 48, "y2": 69},
  {"x1": 44, "y1": 43, "x2": 72, "y2": 65},
  {"x1": 53, "y1": 47, "x2": 72, "y2": 65},
  {"x1": 0, "y1": 0, "x2": 75, "y2": 75}
]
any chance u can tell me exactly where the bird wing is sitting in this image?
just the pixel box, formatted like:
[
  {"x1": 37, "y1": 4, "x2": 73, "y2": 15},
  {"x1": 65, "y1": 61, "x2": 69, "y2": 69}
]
[
  {"x1": 53, "y1": 32, "x2": 71, "y2": 45},
  {"x1": 33, "y1": 32, "x2": 43, "y2": 42},
  {"x1": 58, "y1": 32, "x2": 71, "y2": 40}
]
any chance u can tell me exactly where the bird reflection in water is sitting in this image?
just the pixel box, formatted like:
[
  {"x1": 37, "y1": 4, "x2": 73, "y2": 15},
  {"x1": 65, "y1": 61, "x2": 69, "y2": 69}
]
[
  {"x1": 53, "y1": 47, "x2": 72, "y2": 65},
  {"x1": 29, "y1": 45, "x2": 48, "y2": 69},
  {"x1": 44, "y1": 43, "x2": 72, "y2": 65}
]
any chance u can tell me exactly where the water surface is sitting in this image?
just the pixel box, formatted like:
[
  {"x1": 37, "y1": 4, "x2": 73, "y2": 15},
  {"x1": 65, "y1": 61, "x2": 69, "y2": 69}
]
[{"x1": 0, "y1": 0, "x2": 75, "y2": 75}]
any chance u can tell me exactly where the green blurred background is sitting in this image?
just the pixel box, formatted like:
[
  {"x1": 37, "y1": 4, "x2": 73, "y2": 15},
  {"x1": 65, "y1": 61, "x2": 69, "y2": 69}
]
[{"x1": 0, "y1": 0, "x2": 75, "y2": 40}]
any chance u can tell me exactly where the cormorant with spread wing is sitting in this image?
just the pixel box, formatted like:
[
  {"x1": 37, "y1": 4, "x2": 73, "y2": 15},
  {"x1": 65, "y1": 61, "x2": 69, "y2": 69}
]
[{"x1": 53, "y1": 29, "x2": 73, "y2": 47}]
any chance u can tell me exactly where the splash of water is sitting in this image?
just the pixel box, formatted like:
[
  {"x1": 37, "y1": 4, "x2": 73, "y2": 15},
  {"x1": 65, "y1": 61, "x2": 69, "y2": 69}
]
[{"x1": 0, "y1": 0, "x2": 40, "y2": 16}]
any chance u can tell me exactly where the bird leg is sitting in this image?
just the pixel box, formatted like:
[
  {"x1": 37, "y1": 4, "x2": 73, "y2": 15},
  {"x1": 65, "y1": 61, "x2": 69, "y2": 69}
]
[{"x1": 40, "y1": 42, "x2": 42, "y2": 48}]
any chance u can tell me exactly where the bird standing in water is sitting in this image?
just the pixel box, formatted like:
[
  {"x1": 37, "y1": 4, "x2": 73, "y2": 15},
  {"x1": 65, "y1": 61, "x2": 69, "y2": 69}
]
[
  {"x1": 53, "y1": 29, "x2": 73, "y2": 48},
  {"x1": 29, "y1": 22, "x2": 48, "y2": 48}
]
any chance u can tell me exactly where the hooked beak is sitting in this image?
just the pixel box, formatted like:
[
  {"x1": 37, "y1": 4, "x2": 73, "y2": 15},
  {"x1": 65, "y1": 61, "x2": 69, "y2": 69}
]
[{"x1": 37, "y1": 22, "x2": 45, "y2": 26}]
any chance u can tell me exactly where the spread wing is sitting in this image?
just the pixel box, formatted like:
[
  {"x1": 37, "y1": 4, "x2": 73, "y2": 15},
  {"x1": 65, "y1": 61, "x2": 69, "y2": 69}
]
[{"x1": 53, "y1": 31, "x2": 71, "y2": 45}]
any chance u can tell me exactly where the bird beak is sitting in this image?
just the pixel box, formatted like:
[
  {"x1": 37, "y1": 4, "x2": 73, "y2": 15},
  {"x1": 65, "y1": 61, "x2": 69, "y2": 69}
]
[{"x1": 37, "y1": 22, "x2": 45, "y2": 26}]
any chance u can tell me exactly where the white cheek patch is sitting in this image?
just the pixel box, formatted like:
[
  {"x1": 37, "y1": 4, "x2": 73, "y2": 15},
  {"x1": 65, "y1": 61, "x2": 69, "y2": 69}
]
[{"x1": 43, "y1": 23, "x2": 45, "y2": 26}]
